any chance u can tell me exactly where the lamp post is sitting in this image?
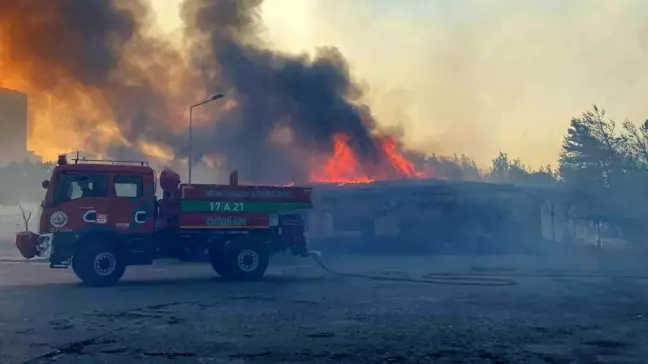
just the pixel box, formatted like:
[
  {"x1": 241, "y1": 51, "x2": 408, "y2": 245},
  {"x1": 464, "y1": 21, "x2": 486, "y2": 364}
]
[{"x1": 188, "y1": 93, "x2": 225, "y2": 184}]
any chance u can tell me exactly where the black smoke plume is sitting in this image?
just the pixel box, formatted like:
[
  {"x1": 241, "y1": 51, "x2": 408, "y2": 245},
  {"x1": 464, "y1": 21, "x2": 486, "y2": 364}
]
[
  {"x1": 0, "y1": 0, "x2": 133, "y2": 86},
  {"x1": 1, "y1": 0, "x2": 419, "y2": 184},
  {"x1": 0, "y1": 0, "x2": 185, "y2": 155},
  {"x1": 180, "y1": 0, "x2": 387, "y2": 183}
]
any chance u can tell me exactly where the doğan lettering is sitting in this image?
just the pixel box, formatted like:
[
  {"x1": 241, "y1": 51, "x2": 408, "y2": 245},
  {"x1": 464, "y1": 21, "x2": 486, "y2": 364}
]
[{"x1": 205, "y1": 217, "x2": 247, "y2": 227}]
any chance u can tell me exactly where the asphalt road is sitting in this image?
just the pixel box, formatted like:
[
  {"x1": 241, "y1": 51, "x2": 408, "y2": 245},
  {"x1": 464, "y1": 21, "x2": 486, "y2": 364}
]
[{"x1": 1, "y1": 253, "x2": 648, "y2": 364}]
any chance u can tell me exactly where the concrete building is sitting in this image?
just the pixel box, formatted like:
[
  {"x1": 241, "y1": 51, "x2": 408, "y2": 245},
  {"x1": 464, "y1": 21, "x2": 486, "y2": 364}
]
[{"x1": 0, "y1": 88, "x2": 29, "y2": 164}]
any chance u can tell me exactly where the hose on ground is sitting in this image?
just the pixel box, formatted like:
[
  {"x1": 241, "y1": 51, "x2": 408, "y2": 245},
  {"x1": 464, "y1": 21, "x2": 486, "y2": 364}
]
[
  {"x1": 311, "y1": 254, "x2": 518, "y2": 287},
  {"x1": 421, "y1": 271, "x2": 648, "y2": 280}
]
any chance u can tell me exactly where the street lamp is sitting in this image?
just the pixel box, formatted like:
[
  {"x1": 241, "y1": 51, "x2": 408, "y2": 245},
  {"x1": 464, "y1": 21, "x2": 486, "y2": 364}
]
[{"x1": 188, "y1": 93, "x2": 225, "y2": 184}]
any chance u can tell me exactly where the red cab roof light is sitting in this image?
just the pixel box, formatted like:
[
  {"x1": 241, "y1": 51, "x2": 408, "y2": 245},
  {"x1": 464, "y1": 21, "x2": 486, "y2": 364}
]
[{"x1": 57, "y1": 154, "x2": 68, "y2": 166}]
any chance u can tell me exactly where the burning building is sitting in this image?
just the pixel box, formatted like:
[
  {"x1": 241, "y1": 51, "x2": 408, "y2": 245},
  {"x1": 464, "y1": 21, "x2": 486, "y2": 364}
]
[{"x1": 306, "y1": 179, "x2": 556, "y2": 254}]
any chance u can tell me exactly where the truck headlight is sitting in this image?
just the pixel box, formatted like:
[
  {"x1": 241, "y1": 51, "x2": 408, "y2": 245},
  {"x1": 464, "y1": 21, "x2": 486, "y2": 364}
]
[{"x1": 36, "y1": 233, "x2": 54, "y2": 257}]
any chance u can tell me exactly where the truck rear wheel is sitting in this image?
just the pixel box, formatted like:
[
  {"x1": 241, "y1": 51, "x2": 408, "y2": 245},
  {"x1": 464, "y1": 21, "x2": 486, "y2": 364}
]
[
  {"x1": 220, "y1": 237, "x2": 269, "y2": 281},
  {"x1": 72, "y1": 239, "x2": 125, "y2": 287}
]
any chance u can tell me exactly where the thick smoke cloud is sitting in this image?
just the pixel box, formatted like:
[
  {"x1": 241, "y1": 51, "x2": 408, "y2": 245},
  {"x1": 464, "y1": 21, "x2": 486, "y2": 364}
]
[
  {"x1": 181, "y1": 0, "x2": 388, "y2": 183},
  {"x1": 0, "y1": 1, "x2": 133, "y2": 87},
  {"x1": 0, "y1": 0, "x2": 187, "y2": 156},
  {"x1": 289, "y1": 0, "x2": 648, "y2": 168},
  {"x1": 1, "y1": 0, "x2": 419, "y2": 184}
]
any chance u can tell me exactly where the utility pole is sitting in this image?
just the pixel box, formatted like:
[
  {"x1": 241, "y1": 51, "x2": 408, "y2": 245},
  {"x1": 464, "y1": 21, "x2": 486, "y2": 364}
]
[{"x1": 188, "y1": 93, "x2": 225, "y2": 184}]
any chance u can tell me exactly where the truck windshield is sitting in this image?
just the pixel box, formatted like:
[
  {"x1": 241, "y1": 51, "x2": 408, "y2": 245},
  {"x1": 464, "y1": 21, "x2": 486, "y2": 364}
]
[{"x1": 53, "y1": 173, "x2": 109, "y2": 205}]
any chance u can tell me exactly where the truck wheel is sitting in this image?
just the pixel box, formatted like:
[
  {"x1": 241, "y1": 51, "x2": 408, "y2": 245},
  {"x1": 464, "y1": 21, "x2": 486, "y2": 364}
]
[
  {"x1": 223, "y1": 237, "x2": 269, "y2": 281},
  {"x1": 72, "y1": 240, "x2": 125, "y2": 287},
  {"x1": 209, "y1": 245, "x2": 233, "y2": 277}
]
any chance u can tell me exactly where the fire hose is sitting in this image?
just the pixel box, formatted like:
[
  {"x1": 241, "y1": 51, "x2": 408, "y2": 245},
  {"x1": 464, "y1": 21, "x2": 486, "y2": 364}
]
[
  {"x1": 309, "y1": 252, "x2": 648, "y2": 286},
  {"x1": 309, "y1": 252, "x2": 518, "y2": 287}
]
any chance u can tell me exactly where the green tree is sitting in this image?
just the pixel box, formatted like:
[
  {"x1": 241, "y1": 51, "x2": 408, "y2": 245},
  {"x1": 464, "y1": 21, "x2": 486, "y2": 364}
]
[
  {"x1": 559, "y1": 106, "x2": 627, "y2": 194},
  {"x1": 559, "y1": 106, "x2": 648, "y2": 245},
  {"x1": 622, "y1": 119, "x2": 648, "y2": 167},
  {"x1": 425, "y1": 154, "x2": 483, "y2": 181},
  {"x1": 528, "y1": 165, "x2": 560, "y2": 188},
  {"x1": 489, "y1": 152, "x2": 513, "y2": 182},
  {"x1": 487, "y1": 152, "x2": 558, "y2": 187},
  {"x1": 619, "y1": 119, "x2": 648, "y2": 216}
]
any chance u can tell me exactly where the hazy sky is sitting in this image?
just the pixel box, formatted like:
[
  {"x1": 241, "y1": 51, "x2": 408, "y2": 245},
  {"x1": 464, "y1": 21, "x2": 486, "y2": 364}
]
[{"x1": 149, "y1": 0, "x2": 648, "y2": 168}]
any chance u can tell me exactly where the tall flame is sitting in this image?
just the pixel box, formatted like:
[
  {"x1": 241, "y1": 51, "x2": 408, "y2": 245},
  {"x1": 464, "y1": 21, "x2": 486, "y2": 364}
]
[
  {"x1": 309, "y1": 134, "x2": 374, "y2": 184},
  {"x1": 309, "y1": 133, "x2": 433, "y2": 185},
  {"x1": 381, "y1": 137, "x2": 428, "y2": 179}
]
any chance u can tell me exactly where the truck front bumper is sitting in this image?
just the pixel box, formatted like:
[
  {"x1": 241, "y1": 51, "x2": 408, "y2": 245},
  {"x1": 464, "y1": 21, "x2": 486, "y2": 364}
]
[
  {"x1": 15, "y1": 231, "x2": 46, "y2": 259},
  {"x1": 15, "y1": 231, "x2": 74, "y2": 267},
  {"x1": 16, "y1": 231, "x2": 55, "y2": 259}
]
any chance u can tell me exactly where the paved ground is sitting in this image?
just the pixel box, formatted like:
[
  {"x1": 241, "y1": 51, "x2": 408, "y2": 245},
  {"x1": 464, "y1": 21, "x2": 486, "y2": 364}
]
[{"x1": 1, "y1": 251, "x2": 648, "y2": 364}]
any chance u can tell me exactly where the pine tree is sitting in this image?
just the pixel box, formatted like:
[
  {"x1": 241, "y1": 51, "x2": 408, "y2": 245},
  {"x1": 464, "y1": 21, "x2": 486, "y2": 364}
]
[{"x1": 559, "y1": 106, "x2": 627, "y2": 194}]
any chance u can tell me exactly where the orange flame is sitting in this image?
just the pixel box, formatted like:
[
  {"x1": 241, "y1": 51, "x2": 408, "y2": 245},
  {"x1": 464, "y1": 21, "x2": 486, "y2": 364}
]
[
  {"x1": 309, "y1": 134, "x2": 373, "y2": 185},
  {"x1": 308, "y1": 133, "x2": 433, "y2": 185},
  {"x1": 381, "y1": 137, "x2": 427, "y2": 178}
]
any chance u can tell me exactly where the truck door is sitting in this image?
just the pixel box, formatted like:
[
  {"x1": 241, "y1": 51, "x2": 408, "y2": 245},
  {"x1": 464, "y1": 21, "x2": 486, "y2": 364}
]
[
  {"x1": 109, "y1": 174, "x2": 156, "y2": 234},
  {"x1": 44, "y1": 172, "x2": 111, "y2": 233}
]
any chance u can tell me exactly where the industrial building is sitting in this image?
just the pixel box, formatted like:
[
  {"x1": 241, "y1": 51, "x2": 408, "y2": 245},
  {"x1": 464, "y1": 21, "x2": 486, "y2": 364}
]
[
  {"x1": 305, "y1": 179, "x2": 621, "y2": 254},
  {"x1": 0, "y1": 88, "x2": 29, "y2": 164}
]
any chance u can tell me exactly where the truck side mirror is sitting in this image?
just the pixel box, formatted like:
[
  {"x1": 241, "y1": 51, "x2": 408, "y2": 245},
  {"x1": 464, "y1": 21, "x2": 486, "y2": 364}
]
[{"x1": 42, "y1": 180, "x2": 50, "y2": 189}]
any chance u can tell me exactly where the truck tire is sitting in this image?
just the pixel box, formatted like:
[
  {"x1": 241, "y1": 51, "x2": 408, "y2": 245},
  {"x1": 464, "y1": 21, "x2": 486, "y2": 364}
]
[
  {"x1": 209, "y1": 244, "x2": 233, "y2": 277},
  {"x1": 222, "y1": 237, "x2": 269, "y2": 281},
  {"x1": 72, "y1": 239, "x2": 125, "y2": 287}
]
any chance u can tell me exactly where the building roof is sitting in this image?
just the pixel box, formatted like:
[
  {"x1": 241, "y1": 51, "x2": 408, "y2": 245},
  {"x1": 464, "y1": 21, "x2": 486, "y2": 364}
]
[
  {"x1": 314, "y1": 178, "x2": 528, "y2": 194},
  {"x1": 0, "y1": 88, "x2": 27, "y2": 98}
]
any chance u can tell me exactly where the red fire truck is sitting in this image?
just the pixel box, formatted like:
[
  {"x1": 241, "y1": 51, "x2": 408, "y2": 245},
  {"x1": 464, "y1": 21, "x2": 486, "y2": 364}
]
[{"x1": 15, "y1": 155, "x2": 314, "y2": 287}]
